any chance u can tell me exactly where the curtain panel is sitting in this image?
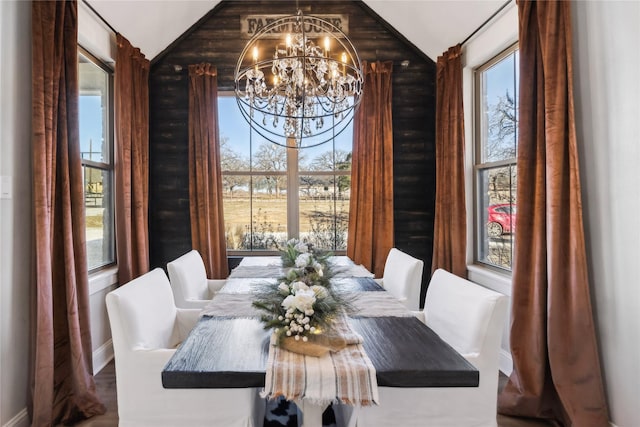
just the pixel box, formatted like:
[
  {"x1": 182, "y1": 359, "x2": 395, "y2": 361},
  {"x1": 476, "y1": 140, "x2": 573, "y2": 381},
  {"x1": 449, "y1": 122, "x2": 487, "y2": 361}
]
[
  {"x1": 347, "y1": 61, "x2": 394, "y2": 278},
  {"x1": 498, "y1": 1, "x2": 609, "y2": 425},
  {"x1": 30, "y1": 1, "x2": 105, "y2": 424},
  {"x1": 114, "y1": 34, "x2": 150, "y2": 284},
  {"x1": 431, "y1": 44, "x2": 467, "y2": 278},
  {"x1": 188, "y1": 64, "x2": 228, "y2": 279}
]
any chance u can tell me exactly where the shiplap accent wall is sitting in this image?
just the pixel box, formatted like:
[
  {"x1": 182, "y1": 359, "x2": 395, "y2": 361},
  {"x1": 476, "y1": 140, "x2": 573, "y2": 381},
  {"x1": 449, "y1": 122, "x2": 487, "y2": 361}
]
[{"x1": 148, "y1": 0, "x2": 436, "y2": 303}]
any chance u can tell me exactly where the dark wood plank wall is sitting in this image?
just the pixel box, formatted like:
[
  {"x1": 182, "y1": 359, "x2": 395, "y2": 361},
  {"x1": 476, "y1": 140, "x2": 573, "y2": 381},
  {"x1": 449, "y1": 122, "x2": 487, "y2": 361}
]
[{"x1": 149, "y1": 0, "x2": 437, "y2": 304}]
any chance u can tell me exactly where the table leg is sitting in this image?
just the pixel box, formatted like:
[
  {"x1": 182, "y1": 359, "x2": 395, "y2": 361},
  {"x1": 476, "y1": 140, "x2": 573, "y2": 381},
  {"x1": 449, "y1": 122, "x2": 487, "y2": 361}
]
[{"x1": 294, "y1": 399, "x2": 328, "y2": 427}]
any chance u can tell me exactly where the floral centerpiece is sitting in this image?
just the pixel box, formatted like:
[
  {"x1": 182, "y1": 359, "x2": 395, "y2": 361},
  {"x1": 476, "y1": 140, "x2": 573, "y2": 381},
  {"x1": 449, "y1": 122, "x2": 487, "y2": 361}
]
[{"x1": 252, "y1": 239, "x2": 350, "y2": 354}]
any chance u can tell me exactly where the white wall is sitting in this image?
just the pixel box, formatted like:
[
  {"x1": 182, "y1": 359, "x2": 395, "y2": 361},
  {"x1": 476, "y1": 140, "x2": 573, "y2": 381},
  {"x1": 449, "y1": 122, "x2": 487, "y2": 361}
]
[
  {"x1": 0, "y1": 1, "x2": 32, "y2": 425},
  {"x1": 572, "y1": 2, "x2": 640, "y2": 426}
]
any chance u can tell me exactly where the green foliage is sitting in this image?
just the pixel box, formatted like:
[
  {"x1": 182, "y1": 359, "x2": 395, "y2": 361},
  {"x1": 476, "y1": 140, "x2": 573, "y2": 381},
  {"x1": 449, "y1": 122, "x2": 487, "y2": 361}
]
[{"x1": 252, "y1": 241, "x2": 352, "y2": 343}]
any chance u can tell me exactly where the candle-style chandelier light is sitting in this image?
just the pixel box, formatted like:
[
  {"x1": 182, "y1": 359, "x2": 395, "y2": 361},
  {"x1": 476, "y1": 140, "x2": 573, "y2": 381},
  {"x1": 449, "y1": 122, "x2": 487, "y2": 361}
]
[{"x1": 234, "y1": 10, "x2": 364, "y2": 149}]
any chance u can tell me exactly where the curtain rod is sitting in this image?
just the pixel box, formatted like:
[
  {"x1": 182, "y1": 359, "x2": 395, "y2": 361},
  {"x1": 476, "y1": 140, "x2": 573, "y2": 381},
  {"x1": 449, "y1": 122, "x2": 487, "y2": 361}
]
[
  {"x1": 81, "y1": 0, "x2": 118, "y2": 35},
  {"x1": 460, "y1": 0, "x2": 512, "y2": 46}
]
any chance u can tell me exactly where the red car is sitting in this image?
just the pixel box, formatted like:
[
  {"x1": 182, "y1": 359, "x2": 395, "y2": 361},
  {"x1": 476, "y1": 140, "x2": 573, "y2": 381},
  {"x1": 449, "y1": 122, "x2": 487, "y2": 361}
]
[{"x1": 487, "y1": 204, "x2": 516, "y2": 237}]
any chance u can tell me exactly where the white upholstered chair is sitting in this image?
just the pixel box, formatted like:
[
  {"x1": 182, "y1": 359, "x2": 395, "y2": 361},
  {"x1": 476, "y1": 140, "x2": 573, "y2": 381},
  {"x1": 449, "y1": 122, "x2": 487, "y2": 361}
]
[
  {"x1": 339, "y1": 268, "x2": 509, "y2": 427},
  {"x1": 167, "y1": 249, "x2": 226, "y2": 309},
  {"x1": 106, "y1": 268, "x2": 264, "y2": 427},
  {"x1": 375, "y1": 248, "x2": 424, "y2": 310}
]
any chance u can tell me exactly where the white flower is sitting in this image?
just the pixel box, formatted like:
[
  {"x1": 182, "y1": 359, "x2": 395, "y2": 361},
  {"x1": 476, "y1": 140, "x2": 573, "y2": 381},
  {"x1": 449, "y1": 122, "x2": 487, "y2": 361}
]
[
  {"x1": 281, "y1": 289, "x2": 316, "y2": 313},
  {"x1": 311, "y1": 285, "x2": 328, "y2": 299},
  {"x1": 294, "y1": 241, "x2": 309, "y2": 253},
  {"x1": 282, "y1": 295, "x2": 295, "y2": 310},
  {"x1": 291, "y1": 281, "x2": 309, "y2": 293},
  {"x1": 295, "y1": 253, "x2": 311, "y2": 268},
  {"x1": 278, "y1": 282, "x2": 290, "y2": 295},
  {"x1": 287, "y1": 238, "x2": 299, "y2": 246},
  {"x1": 313, "y1": 261, "x2": 324, "y2": 277}
]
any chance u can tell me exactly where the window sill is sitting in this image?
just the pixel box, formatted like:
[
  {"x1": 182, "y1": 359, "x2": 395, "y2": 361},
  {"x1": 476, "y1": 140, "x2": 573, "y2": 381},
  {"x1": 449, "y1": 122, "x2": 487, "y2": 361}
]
[
  {"x1": 466, "y1": 264, "x2": 512, "y2": 296},
  {"x1": 88, "y1": 265, "x2": 118, "y2": 295}
]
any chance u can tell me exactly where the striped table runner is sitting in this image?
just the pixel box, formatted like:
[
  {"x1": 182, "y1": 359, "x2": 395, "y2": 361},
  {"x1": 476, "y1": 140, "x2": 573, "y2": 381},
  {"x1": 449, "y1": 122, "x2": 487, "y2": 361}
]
[{"x1": 262, "y1": 314, "x2": 379, "y2": 407}]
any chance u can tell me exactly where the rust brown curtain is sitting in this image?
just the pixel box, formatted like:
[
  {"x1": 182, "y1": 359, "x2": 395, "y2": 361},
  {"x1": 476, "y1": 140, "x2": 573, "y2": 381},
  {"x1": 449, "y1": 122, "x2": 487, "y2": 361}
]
[
  {"x1": 431, "y1": 45, "x2": 467, "y2": 277},
  {"x1": 115, "y1": 34, "x2": 150, "y2": 284},
  {"x1": 30, "y1": 1, "x2": 105, "y2": 424},
  {"x1": 188, "y1": 64, "x2": 228, "y2": 279},
  {"x1": 347, "y1": 61, "x2": 394, "y2": 278},
  {"x1": 498, "y1": 1, "x2": 609, "y2": 426}
]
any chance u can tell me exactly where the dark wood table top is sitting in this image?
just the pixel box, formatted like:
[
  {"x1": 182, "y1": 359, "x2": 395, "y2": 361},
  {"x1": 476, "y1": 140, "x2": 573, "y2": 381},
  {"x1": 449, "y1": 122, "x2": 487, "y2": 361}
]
[{"x1": 162, "y1": 315, "x2": 479, "y2": 389}]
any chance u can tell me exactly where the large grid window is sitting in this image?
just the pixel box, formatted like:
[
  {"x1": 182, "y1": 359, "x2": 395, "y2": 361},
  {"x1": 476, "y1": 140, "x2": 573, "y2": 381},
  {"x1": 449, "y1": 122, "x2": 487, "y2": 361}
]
[
  {"x1": 79, "y1": 48, "x2": 115, "y2": 271},
  {"x1": 218, "y1": 96, "x2": 352, "y2": 253},
  {"x1": 474, "y1": 44, "x2": 519, "y2": 271}
]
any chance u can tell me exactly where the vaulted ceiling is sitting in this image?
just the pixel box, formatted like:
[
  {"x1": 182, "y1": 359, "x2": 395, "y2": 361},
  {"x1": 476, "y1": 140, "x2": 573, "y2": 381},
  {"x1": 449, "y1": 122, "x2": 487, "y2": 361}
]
[{"x1": 86, "y1": 0, "x2": 508, "y2": 61}]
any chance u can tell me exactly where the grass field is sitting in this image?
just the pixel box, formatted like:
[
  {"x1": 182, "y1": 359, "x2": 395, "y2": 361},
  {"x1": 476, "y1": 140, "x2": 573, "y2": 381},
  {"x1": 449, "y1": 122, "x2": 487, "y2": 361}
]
[
  {"x1": 222, "y1": 196, "x2": 349, "y2": 232},
  {"x1": 222, "y1": 195, "x2": 349, "y2": 249},
  {"x1": 84, "y1": 196, "x2": 350, "y2": 250}
]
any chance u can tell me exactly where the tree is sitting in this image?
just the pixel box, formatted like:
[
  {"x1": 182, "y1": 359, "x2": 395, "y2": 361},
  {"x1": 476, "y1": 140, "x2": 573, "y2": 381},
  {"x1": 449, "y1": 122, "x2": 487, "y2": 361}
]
[
  {"x1": 253, "y1": 143, "x2": 287, "y2": 197},
  {"x1": 487, "y1": 90, "x2": 517, "y2": 161},
  {"x1": 307, "y1": 149, "x2": 352, "y2": 197},
  {"x1": 335, "y1": 151, "x2": 352, "y2": 196},
  {"x1": 220, "y1": 137, "x2": 249, "y2": 197},
  {"x1": 299, "y1": 175, "x2": 323, "y2": 198},
  {"x1": 486, "y1": 91, "x2": 518, "y2": 205},
  {"x1": 307, "y1": 149, "x2": 350, "y2": 171}
]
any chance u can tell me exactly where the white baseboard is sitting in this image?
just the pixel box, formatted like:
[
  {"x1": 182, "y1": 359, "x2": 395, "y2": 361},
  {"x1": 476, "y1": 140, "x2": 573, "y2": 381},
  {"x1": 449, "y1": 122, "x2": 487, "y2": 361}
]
[
  {"x1": 93, "y1": 338, "x2": 114, "y2": 374},
  {"x1": 499, "y1": 348, "x2": 513, "y2": 376},
  {"x1": 3, "y1": 408, "x2": 28, "y2": 427}
]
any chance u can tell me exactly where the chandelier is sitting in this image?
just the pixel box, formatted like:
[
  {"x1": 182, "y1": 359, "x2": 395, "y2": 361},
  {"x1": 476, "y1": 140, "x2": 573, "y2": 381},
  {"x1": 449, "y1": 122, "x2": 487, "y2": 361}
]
[{"x1": 234, "y1": 10, "x2": 364, "y2": 149}]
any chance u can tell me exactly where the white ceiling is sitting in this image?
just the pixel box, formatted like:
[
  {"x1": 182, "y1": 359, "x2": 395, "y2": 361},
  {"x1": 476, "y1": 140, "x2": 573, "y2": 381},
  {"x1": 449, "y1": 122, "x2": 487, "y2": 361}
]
[{"x1": 86, "y1": 0, "x2": 509, "y2": 61}]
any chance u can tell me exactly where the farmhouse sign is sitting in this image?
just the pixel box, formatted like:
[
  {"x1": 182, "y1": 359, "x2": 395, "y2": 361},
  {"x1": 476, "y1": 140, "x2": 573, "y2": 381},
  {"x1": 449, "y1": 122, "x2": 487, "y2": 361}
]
[{"x1": 240, "y1": 14, "x2": 349, "y2": 38}]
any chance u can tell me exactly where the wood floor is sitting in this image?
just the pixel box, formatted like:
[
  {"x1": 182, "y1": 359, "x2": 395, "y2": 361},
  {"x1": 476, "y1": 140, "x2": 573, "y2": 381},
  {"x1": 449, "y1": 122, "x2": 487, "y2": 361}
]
[{"x1": 71, "y1": 360, "x2": 553, "y2": 427}]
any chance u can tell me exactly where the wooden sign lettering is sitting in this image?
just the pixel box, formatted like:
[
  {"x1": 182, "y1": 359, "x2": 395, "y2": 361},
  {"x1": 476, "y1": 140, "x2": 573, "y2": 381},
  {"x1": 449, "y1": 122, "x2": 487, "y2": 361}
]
[{"x1": 241, "y1": 14, "x2": 349, "y2": 38}]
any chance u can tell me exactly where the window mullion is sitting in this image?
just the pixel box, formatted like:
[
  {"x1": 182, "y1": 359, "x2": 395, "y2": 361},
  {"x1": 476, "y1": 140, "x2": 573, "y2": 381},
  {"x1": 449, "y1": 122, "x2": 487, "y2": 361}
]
[{"x1": 286, "y1": 138, "x2": 299, "y2": 240}]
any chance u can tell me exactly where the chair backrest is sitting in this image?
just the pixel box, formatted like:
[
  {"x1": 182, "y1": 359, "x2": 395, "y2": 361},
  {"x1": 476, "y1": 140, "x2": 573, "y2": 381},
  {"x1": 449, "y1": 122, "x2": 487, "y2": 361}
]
[
  {"x1": 424, "y1": 269, "x2": 508, "y2": 362},
  {"x1": 167, "y1": 250, "x2": 209, "y2": 307},
  {"x1": 382, "y1": 248, "x2": 424, "y2": 310},
  {"x1": 106, "y1": 268, "x2": 181, "y2": 353}
]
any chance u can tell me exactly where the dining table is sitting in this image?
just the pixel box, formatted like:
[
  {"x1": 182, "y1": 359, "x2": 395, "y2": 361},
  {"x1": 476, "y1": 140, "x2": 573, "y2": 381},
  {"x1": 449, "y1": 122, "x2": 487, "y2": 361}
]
[{"x1": 162, "y1": 256, "x2": 478, "y2": 427}]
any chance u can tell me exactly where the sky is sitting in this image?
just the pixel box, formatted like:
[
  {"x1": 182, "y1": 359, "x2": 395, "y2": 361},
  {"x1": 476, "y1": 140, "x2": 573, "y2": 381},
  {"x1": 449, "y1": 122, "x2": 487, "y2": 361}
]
[
  {"x1": 483, "y1": 49, "x2": 519, "y2": 161},
  {"x1": 217, "y1": 96, "x2": 353, "y2": 167},
  {"x1": 79, "y1": 95, "x2": 106, "y2": 162}
]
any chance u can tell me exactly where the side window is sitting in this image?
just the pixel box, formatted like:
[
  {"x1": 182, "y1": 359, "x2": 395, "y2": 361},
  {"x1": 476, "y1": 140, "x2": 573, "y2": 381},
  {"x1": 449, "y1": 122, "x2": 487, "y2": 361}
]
[
  {"x1": 474, "y1": 44, "x2": 519, "y2": 271},
  {"x1": 218, "y1": 95, "x2": 352, "y2": 253},
  {"x1": 78, "y1": 48, "x2": 115, "y2": 271}
]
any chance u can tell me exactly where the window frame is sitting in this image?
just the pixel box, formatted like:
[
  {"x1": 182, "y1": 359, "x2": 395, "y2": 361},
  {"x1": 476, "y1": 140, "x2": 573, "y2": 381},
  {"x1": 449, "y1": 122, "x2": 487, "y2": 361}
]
[
  {"x1": 218, "y1": 92, "x2": 351, "y2": 256},
  {"x1": 473, "y1": 42, "x2": 519, "y2": 273},
  {"x1": 78, "y1": 45, "x2": 116, "y2": 272}
]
